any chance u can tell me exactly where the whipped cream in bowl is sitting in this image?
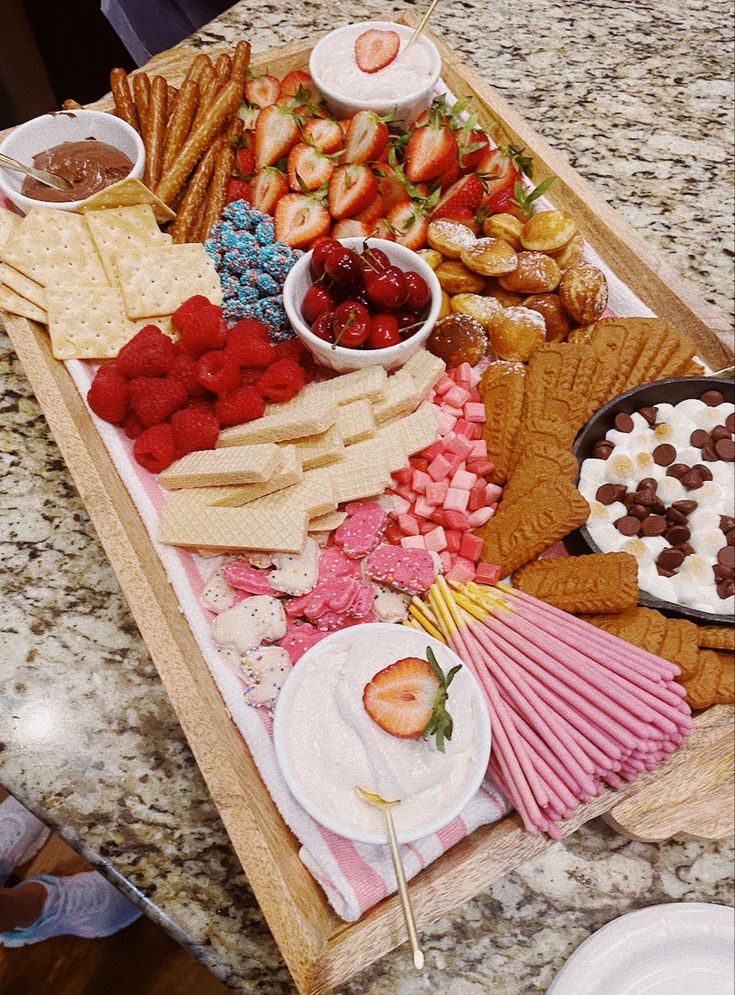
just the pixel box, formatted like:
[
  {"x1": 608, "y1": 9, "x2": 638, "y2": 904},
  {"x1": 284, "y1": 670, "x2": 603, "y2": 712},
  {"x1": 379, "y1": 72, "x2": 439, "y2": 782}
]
[{"x1": 273, "y1": 623, "x2": 491, "y2": 844}]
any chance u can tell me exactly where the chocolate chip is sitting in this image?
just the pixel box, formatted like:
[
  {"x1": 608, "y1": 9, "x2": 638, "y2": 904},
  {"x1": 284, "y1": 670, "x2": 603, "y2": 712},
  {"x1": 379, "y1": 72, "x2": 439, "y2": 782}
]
[
  {"x1": 701, "y1": 443, "x2": 719, "y2": 462},
  {"x1": 592, "y1": 439, "x2": 614, "y2": 460},
  {"x1": 712, "y1": 425, "x2": 731, "y2": 442},
  {"x1": 596, "y1": 483, "x2": 626, "y2": 505},
  {"x1": 651, "y1": 499, "x2": 666, "y2": 516},
  {"x1": 652, "y1": 443, "x2": 677, "y2": 466},
  {"x1": 638, "y1": 477, "x2": 658, "y2": 492},
  {"x1": 614, "y1": 515, "x2": 642, "y2": 536},
  {"x1": 633, "y1": 489, "x2": 657, "y2": 507},
  {"x1": 717, "y1": 546, "x2": 735, "y2": 569},
  {"x1": 719, "y1": 516, "x2": 734, "y2": 532},
  {"x1": 715, "y1": 437, "x2": 735, "y2": 461},
  {"x1": 717, "y1": 579, "x2": 735, "y2": 599},
  {"x1": 666, "y1": 524, "x2": 691, "y2": 545},
  {"x1": 630, "y1": 504, "x2": 651, "y2": 520},
  {"x1": 641, "y1": 515, "x2": 667, "y2": 536},
  {"x1": 727, "y1": 413, "x2": 735, "y2": 433},
  {"x1": 728, "y1": 531, "x2": 734, "y2": 546},
  {"x1": 666, "y1": 463, "x2": 689, "y2": 479},
  {"x1": 658, "y1": 547, "x2": 685, "y2": 571},
  {"x1": 657, "y1": 566, "x2": 676, "y2": 577},
  {"x1": 623, "y1": 494, "x2": 636, "y2": 510},
  {"x1": 680, "y1": 470, "x2": 704, "y2": 490},
  {"x1": 680, "y1": 543, "x2": 695, "y2": 557},
  {"x1": 701, "y1": 389, "x2": 725, "y2": 407},
  {"x1": 714, "y1": 563, "x2": 731, "y2": 582},
  {"x1": 667, "y1": 508, "x2": 689, "y2": 526},
  {"x1": 690, "y1": 429, "x2": 710, "y2": 448},
  {"x1": 673, "y1": 500, "x2": 698, "y2": 515},
  {"x1": 693, "y1": 463, "x2": 713, "y2": 481},
  {"x1": 614, "y1": 412, "x2": 634, "y2": 433},
  {"x1": 638, "y1": 406, "x2": 658, "y2": 426}
]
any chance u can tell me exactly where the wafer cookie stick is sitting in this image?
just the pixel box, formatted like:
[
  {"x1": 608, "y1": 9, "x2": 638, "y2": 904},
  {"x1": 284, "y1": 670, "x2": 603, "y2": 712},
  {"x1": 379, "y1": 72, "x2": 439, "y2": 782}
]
[
  {"x1": 183, "y1": 53, "x2": 211, "y2": 87},
  {"x1": 215, "y1": 53, "x2": 232, "y2": 82},
  {"x1": 156, "y1": 80, "x2": 240, "y2": 205},
  {"x1": 62, "y1": 98, "x2": 84, "y2": 110},
  {"x1": 161, "y1": 80, "x2": 199, "y2": 174},
  {"x1": 230, "y1": 40, "x2": 251, "y2": 88},
  {"x1": 169, "y1": 142, "x2": 218, "y2": 243},
  {"x1": 132, "y1": 72, "x2": 150, "y2": 137},
  {"x1": 110, "y1": 67, "x2": 137, "y2": 129},
  {"x1": 144, "y1": 75, "x2": 168, "y2": 189},
  {"x1": 199, "y1": 118, "x2": 242, "y2": 241}
]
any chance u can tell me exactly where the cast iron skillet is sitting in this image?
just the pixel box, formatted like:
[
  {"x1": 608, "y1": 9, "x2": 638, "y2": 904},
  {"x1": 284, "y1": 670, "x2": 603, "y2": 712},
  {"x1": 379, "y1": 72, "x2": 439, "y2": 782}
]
[{"x1": 567, "y1": 376, "x2": 735, "y2": 626}]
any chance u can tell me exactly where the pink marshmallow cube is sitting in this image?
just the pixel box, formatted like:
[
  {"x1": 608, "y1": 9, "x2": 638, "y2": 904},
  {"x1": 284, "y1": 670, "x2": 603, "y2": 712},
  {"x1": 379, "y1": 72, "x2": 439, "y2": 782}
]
[
  {"x1": 485, "y1": 483, "x2": 503, "y2": 503},
  {"x1": 393, "y1": 467, "x2": 413, "y2": 485},
  {"x1": 423, "y1": 441, "x2": 442, "y2": 461},
  {"x1": 445, "y1": 488, "x2": 470, "y2": 513},
  {"x1": 444, "y1": 385, "x2": 471, "y2": 408},
  {"x1": 412, "y1": 469, "x2": 431, "y2": 493},
  {"x1": 468, "y1": 481, "x2": 486, "y2": 511},
  {"x1": 427, "y1": 453, "x2": 452, "y2": 481},
  {"x1": 444, "y1": 509, "x2": 472, "y2": 531},
  {"x1": 419, "y1": 519, "x2": 437, "y2": 535},
  {"x1": 454, "y1": 417, "x2": 471, "y2": 437},
  {"x1": 446, "y1": 559, "x2": 475, "y2": 583},
  {"x1": 462, "y1": 422, "x2": 481, "y2": 440},
  {"x1": 439, "y1": 551, "x2": 453, "y2": 572},
  {"x1": 445, "y1": 435, "x2": 473, "y2": 458},
  {"x1": 401, "y1": 534, "x2": 427, "y2": 550},
  {"x1": 467, "y1": 507, "x2": 495, "y2": 527},
  {"x1": 464, "y1": 402, "x2": 486, "y2": 423},
  {"x1": 445, "y1": 529, "x2": 461, "y2": 553},
  {"x1": 437, "y1": 411, "x2": 458, "y2": 435},
  {"x1": 426, "y1": 479, "x2": 449, "y2": 504},
  {"x1": 398, "y1": 513, "x2": 420, "y2": 536},
  {"x1": 430, "y1": 508, "x2": 446, "y2": 525},
  {"x1": 466, "y1": 458, "x2": 494, "y2": 476},
  {"x1": 451, "y1": 468, "x2": 476, "y2": 490},
  {"x1": 468, "y1": 439, "x2": 488, "y2": 459},
  {"x1": 394, "y1": 484, "x2": 416, "y2": 502},
  {"x1": 414, "y1": 495, "x2": 436, "y2": 518},
  {"x1": 435, "y1": 375, "x2": 455, "y2": 396},
  {"x1": 459, "y1": 532, "x2": 484, "y2": 560},
  {"x1": 391, "y1": 494, "x2": 412, "y2": 515},
  {"x1": 425, "y1": 526, "x2": 447, "y2": 552},
  {"x1": 475, "y1": 562, "x2": 502, "y2": 585},
  {"x1": 453, "y1": 362, "x2": 473, "y2": 386},
  {"x1": 467, "y1": 387, "x2": 482, "y2": 403}
]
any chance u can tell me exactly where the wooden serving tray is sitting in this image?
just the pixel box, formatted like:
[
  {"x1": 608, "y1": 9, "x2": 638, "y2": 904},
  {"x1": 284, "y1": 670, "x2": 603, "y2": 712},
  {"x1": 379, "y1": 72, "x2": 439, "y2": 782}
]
[{"x1": 2, "y1": 14, "x2": 734, "y2": 994}]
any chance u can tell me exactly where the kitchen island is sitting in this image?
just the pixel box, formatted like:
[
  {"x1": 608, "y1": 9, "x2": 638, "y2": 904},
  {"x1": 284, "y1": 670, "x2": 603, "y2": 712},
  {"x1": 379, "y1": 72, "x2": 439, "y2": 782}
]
[{"x1": 0, "y1": 1, "x2": 732, "y2": 992}]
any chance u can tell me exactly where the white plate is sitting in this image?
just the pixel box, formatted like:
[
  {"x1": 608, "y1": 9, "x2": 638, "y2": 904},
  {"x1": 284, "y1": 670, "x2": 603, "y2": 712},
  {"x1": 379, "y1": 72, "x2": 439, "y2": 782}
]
[{"x1": 548, "y1": 902, "x2": 735, "y2": 995}]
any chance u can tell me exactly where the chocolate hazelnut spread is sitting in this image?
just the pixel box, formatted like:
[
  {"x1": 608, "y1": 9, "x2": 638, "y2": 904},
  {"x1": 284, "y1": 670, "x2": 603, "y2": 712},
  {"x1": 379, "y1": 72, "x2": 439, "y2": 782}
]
[{"x1": 21, "y1": 139, "x2": 133, "y2": 202}]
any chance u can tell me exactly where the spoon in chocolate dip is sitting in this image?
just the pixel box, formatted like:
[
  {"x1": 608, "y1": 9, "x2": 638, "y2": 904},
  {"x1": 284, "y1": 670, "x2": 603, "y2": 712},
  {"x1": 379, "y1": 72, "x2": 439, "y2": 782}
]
[
  {"x1": 356, "y1": 787, "x2": 425, "y2": 970},
  {"x1": 0, "y1": 152, "x2": 71, "y2": 191}
]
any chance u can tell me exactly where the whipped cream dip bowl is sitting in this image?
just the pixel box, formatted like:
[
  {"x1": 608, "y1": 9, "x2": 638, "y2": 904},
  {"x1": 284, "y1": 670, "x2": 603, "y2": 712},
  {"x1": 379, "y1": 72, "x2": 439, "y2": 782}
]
[
  {"x1": 273, "y1": 623, "x2": 491, "y2": 845},
  {"x1": 309, "y1": 21, "x2": 442, "y2": 126}
]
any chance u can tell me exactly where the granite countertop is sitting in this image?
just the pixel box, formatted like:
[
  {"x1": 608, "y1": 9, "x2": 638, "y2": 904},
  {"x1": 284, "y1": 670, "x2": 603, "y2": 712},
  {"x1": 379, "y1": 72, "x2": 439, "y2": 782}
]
[{"x1": 0, "y1": 1, "x2": 733, "y2": 992}]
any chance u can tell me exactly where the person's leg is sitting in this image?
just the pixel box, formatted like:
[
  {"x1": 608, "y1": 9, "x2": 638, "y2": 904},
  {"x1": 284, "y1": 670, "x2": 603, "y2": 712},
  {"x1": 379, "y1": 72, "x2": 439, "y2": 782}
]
[
  {"x1": 0, "y1": 882, "x2": 47, "y2": 931},
  {"x1": 0, "y1": 789, "x2": 50, "y2": 885}
]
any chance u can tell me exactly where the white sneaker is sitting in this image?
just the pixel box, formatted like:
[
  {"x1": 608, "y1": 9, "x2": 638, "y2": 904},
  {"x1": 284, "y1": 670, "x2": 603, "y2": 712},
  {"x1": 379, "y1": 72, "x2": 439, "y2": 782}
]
[
  {"x1": 0, "y1": 796, "x2": 50, "y2": 885},
  {"x1": 0, "y1": 872, "x2": 142, "y2": 947}
]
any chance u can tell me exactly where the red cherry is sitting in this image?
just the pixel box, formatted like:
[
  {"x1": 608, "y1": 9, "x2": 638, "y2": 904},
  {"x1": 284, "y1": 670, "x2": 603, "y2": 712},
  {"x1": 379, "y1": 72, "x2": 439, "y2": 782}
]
[
  {"x1": 311, "y1": 311, "x2": 335, "y2": 342},
  {"x1": 366, "y1": 265, "x2": 409, "y2": 309},
  {"x1": 324, "y1": 246, "x2": 364, "y2": 289},
  {"x1": 404, "y1": 271, "x2": 431, "y2": 310},
  {"x1": 310, "y1": 238, "x2": 341, "y2": 280},
  {"x1": 332, "y1": 300, "x2": 370, "y2": 348},
  {"x1": 368, "y1": 313, "x2": 400, "y2": 349},
  {"x1": 360, "y1": 245, "x2": 390, "y2": 274},
  {"x1": 302, "y1": 284, "x2": 335, "y2": 324},
  {"x1": 396, "y1": 310, "x2": 422, "y2": 332}
]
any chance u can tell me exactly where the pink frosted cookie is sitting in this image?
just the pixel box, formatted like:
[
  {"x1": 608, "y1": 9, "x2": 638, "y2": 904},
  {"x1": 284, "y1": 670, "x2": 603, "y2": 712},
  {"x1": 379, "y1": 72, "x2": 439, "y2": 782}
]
[
  {"x1": 279, "y1": 621, "x2": 329, "y2": 663},
  {"x1": 286, "y1": 577, "x2": 374, "y2": 631},
  {"x1": 317, "y1": 546, "x2": 363, "y2": 582},
  {"x1": 223, "y1": 560, "x2": 276, "y2": 596},
  {"x1": 364, "y1": 544, "x2": 437, "y2": 595},
  {"x1": 334, "y1": 501, "x2": 387, "y2": 559}
]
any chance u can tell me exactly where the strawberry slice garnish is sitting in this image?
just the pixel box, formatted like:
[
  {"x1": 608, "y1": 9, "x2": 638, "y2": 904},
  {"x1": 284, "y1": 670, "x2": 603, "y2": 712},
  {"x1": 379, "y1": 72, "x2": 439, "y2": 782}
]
[
  {"x1": 275, "y1": 192, "x2": 331, "y2": 248},
  {"x1": 249, "y1": 166, "x2": 289, "y2": 215},
  {"x1": 278, "y1": 69, "x2": 319, "y2": 106},
  {"x1": 404, "y1": 119, "x2": 457, "y2": 183},
  {"x1": 287, "y1": 142, "x2": 335, "y2": 192},
  {"x1": 254, "y1": 104, "x2": 301, "y2": 170},
  {"x1": 344, "y1": 110, "x2": 390, "y2": 164},
  {"x1": 328, "y1": 163, "x2": 378, "y2": 220},
  {"x1": 363, "y1": 648, "x2": 461, "y2": 752},
  {"x1": 244, "y1": 74, "x2": 280, "y2": 109},
  {"x1": 432, "y1": 173, "x2": 485, "y2": 220},
  {"x1": 303, "y1": 117, "x2": 344, "y2": 154},
  {"x1": 354, "y1": 28, "x2": 400, "y2": 74},
  {"x1": 351, "y1": 193, "x2": 384, "y2": 227}
]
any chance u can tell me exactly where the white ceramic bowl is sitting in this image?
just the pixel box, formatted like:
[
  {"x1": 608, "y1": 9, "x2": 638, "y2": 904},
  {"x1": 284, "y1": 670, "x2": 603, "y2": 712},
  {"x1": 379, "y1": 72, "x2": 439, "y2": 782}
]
[
  {"x1": 0, "y1": 109, "x2": 145, "y2": 213},
  {"x1": 309, "y1": 21, "x2": 441, "y2": 126},
  {"x1": 283, "y1": 237, "x2": 442, "y2": 373},
  {"x1": 273, "y1": 624, "x2": 492, "y2": 845}
]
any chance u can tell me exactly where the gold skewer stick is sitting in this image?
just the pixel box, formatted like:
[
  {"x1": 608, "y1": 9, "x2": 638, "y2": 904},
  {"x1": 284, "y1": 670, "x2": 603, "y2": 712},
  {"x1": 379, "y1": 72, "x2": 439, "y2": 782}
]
[
  {"x1": 403, "y1": 0, "x2": 442, "y2": 52},
  {"x1": 356, "y1": 788, "x2": 425, "y2": 971}
]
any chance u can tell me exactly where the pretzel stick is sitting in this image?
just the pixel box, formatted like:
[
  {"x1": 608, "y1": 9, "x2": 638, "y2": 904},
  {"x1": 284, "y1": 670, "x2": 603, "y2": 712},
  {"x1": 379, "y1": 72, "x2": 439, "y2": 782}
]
[
  {"x1": 230, "y1": 40, "x2": 251, "y2": 89},
  {"x1": 161, "y1": 80, "x2": 199, "y2": 174},
  {"x1": 132, "y1": 73, "x2": 150, "y2": 138},
  {"x1": 199, "y1": 118, "x2": 243, "y2": 241},
  {"x1": 215, "y1": 53, "x2": 232, "y2": 82},
  {"x1": 62, "y1": 98, "x2": 83, "y2": 110},
  {"x1": 166, "y1": 83, "x2": 177, "y2": 120},
  {"x1": 183, "y1": 53, "x2": 211, "y2": 87},
  {"x1": 169, "y1": 142, "x2": 219, "y2": 243},
  {"x1": 155, "y1": 80, "x2": 241, "y2": 205},
  {"x1": 144, "y1": 75, "x2": 168, "y2": 189},
  {"x1": 110, "y1": 67, "x2": 138, "y2": 129}
]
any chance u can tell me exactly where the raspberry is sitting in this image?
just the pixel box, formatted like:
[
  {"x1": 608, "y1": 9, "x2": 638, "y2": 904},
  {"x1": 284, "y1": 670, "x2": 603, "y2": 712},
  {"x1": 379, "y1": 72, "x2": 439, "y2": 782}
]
[
  {"x1": 117, "y1": 325, "x2": 175, "y2": 379},
  {"x1": 273, "y1": 338, "x2": 305, "y2": 363},
  {"x1": 172, "y1": 295, "x2": 210, "y2": 335},
  {"x1": 196, "y1": 351, "x2": 241, "y2": 396},
  {"x1": 128, "y1": 376, "x2": 188, "y2": 426},
  {"x1": 224, "y1": 320, "x2": 276, "y2": 367},
  {"x1": 256, "y1": 359, "x2": 305, "y2": 403},
  {"x1": 170, "y1": 405, "x2": 220, "y2": 457},
  {"x1": 239, "y1": 367, "x2": 261, "y2": 386},
  {"x1": 214, "y1": 386, "x2": 265, "y2": 427},
  {"x1": 134, "y1": 423, "x2": 176, "y2": 473},
  {"x1": 179, "y1": 303, "x2": 227, "y2": 357},
  {"x1": 87, "y1": 366, "x2": 129, "y2": 424},
  {"x1": 168, "y1": 352, "x2": 207, "y2": 397},
  {"x1": 122, "y1": 411, "x2": 145, "y2": 439}
]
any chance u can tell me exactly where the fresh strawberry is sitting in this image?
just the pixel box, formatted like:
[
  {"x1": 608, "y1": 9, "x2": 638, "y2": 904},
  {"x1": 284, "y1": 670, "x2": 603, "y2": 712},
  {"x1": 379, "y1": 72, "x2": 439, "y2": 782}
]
[
  {"x1": 376, "y1": 165, "x2": 410, "y2": 212},
  {"x1": 354, "y1": 28, "x2": 400, "y2": 73},
  {"x1": 362, "y1": 647, "x2": 461, "y2": 751},
  {"x1": 351, "y1": 193, "x2": 384, "y2": 227},
  {"x1": 244, "y1": 74, "x2": 280, "y2": 108},
  {"x1": 235, "y1": 146, "x2": 255, "y2": 176},
  {"x1": 343, "y1": 110, "x2": 390, "y2": 164},
  {"x1": 337, "y1": 119, "x2": 351, "y2": 139},
  {"x1": 457, "y1": 128, "x2": 490, "y2": 171},
  {"x1": 328, "y1": 163, "x2": 378, "y2": 220},
  {"x1": 240, "y1": 104, "x2": 261, "y2": 131},
  {"x1": 249, "y1": 167, "x2": 289, "y2": 215},
  {"x1": 254, "y1": 104, "x2": 301, "y2": 170},
  {"x1": 432, "y1": 173, "x2": 484, "y2": 220},
  {"x1": 227, "y1": 177, "x2": 251, "y2": 204},
  {"x1": 302, "y1": 117, "x2": 343, "y2": 154},
  {"x1": 287, "y1": 142, "x2": 334, "y2": 192},
  {"x1": 369, "y1": 218, "x2": 395, "y2": 241},
  {"x1": 436, "y1": 159, "x2": 461, "y2": 191},
  {"x1": 386, "y1": 201, "x2": 429, "y2": 251},
  {"x1": 404, "y1": 121, "x2": 457, "y2": 183},
  {"x1": 331, "y1": 219, "x2": 372, "y2": 239},
  {"x1": 275, "y1": 193, "x2": 331, "y2": 248},
  {"x1": 434, "y1": 204, "x2": 479, "y2": 233},
  {"x1": 476, "y1": 147, "x2": 520, "y2": 203},
  {"x1": 278, "y1": 70, "x2": 319, "y2": 108}
]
